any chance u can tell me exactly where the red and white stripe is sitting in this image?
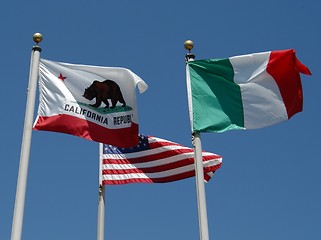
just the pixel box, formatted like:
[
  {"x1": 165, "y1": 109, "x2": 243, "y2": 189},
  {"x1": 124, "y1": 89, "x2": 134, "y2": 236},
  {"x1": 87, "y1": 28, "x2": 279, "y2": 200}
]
[{"x1": 101, "y1": 136, "x2": 222, "y2": 185}]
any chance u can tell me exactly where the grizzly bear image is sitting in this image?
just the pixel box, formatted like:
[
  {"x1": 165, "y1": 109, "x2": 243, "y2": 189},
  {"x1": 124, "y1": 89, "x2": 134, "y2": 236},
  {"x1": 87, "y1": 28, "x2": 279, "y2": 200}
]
[{"x1": 83, "y1": 80, "x2": 126, "y2": 108}]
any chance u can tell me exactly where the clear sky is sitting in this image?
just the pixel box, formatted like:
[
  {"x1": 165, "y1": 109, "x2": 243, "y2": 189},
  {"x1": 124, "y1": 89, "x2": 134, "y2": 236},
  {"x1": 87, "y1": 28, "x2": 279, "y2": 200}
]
[{"x1": 1, "y1": 0, "x2": 320, "y2": 239}]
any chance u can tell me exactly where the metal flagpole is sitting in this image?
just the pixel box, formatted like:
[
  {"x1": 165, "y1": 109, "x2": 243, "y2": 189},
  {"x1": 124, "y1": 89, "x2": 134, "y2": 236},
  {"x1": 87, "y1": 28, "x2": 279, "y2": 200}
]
[
  {"x1": 11, "y1": 33, "x2": 43, "y2": 240},
  {"x1": 185, "y1": 40, "x2": 210, "y2": 240},
  {"x1": 192, "y1": 132, "x2": 209, "y2": 240},
  {"x1": 97, "y1": 143, "x2": 105, "y2": 240}
]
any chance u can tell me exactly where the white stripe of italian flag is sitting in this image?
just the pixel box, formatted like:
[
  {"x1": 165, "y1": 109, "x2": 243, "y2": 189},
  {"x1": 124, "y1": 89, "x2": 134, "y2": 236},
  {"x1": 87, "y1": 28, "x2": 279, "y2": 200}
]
[{"x1": 187, "y1": 49, "x2": 311, "y2": 132}]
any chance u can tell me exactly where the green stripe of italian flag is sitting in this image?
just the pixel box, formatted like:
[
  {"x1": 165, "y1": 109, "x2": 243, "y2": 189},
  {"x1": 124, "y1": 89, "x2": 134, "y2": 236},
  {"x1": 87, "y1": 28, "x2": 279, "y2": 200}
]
[{"x1": 187, "y1": 49, "x2": 311, "y2": 132}]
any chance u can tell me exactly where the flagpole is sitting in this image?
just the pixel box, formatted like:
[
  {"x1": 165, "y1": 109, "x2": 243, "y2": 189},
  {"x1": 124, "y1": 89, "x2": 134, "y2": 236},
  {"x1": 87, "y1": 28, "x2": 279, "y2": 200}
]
[
  {"x1": 11, "y1": 33, "x2": 43, "y2": 240},
  {"x1": 185, "y1": 40, "x2": 210, "y2": 240},
  {"x1": 192, "y1": 132, "x2": 209, "y2": 240},
  {"x1": 97, "y1": 143, "x2": 105, "y2": 240}
]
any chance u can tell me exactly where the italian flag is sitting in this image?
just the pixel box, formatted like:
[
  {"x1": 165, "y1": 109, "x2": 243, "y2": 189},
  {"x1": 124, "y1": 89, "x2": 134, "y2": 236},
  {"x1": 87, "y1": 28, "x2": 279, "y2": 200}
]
[{"x1": 187, "y1": 49, "x2": 311, "y2": 132}]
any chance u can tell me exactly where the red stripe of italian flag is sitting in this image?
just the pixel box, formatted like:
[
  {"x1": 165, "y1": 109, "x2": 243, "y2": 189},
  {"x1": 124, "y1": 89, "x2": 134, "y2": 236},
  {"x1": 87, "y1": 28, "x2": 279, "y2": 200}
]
[{"x1": 188, "y1": 49, "x2": 311, "y2": 132}]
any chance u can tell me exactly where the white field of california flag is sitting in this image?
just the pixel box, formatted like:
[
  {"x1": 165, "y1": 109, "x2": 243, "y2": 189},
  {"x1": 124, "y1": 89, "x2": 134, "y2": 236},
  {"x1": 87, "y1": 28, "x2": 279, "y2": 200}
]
[
  {"x1": 187, "y1": 49, "x2": 311, "y2": 132},
  {"x1": 33, "y1": 59, "x2": 148, "y2": 147}
]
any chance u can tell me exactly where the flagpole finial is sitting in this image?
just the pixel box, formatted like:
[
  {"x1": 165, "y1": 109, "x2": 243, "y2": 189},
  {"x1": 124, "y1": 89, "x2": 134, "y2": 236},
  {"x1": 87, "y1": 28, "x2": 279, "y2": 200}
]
[
  {"x1": 33, "y1": 33, "x2": 43, "y2": 46},
  {"x1": 184, "y1": 40, "x2": 194, "y2": 52},
  {"x1": 184, "y1": 40, "x2": 195, "y2": 61}
]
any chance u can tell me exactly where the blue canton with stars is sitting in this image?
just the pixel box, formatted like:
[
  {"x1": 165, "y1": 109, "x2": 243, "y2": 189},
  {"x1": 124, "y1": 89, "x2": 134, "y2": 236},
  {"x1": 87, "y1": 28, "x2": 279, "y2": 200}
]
[{"x1": 103, "y1": 134, "x2": 150, "y2": 154}]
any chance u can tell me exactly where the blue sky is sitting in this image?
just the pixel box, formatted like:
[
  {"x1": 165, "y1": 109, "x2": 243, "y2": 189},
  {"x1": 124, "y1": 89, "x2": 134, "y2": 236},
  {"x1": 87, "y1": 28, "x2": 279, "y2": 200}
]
[{"x1": 1, "y1": 0, "x2": 320, "y2": 239}]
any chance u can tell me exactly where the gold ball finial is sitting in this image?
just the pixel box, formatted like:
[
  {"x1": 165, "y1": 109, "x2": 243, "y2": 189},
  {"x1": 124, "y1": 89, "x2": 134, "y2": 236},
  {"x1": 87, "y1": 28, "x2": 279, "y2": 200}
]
[
  {"x1": 33, "y1": 33, "x2": 43, "y2": 45},
  {"x1": 184, "y1": 40, "x2": 194, "y2": 51}
]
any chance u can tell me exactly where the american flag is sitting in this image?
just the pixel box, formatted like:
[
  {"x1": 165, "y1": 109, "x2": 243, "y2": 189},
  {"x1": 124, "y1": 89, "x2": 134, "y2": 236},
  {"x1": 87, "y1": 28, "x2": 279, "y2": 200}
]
[{"x1": 101, "y1": 134, "x2": 222, "y2": 185}]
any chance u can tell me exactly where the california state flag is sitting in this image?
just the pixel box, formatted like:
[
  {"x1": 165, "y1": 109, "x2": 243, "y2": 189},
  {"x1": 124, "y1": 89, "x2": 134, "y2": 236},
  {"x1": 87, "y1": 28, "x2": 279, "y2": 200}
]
[{"x1": 33, "y1": 59, "x2": 148, "y2": 148}]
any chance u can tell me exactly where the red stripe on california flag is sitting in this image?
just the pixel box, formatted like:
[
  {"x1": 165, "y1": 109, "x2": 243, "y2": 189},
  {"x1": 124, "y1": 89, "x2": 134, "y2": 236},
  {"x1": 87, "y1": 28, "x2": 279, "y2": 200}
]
[
  {"x1": 267, "y1": 49, "x2": 309, "y2": 119},
  {"x1": 33, "y1": 115, "x2": 139, "y2": 148}
]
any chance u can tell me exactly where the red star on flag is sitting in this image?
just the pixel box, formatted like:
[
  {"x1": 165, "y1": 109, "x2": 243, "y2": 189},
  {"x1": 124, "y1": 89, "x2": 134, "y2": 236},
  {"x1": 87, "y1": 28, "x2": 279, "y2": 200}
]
[{"x1": 58, "y1": 73, "x2": 67, "y2": 81}]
